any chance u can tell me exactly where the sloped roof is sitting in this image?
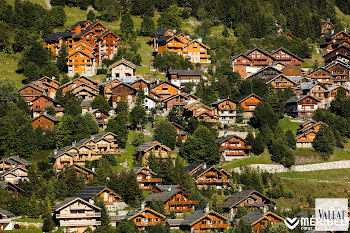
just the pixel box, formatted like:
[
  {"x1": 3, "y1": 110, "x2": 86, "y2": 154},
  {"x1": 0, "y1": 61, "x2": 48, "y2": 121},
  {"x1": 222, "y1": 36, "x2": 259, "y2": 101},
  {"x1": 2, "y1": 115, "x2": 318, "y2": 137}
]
[
  {"x1": 145, "y1": 188, "x2": 181, "y2": 202},
  {"x1": 152, "y1": 80, "x2": 180, "y2": 90},
  {"x1": 242, "y1": 211, "x2": 265, "y2": 226},
  {"x1": 75, "y1": 186, "x2": 109, "y2": 200},
  {"x1": 127, "y1": 208, "x2": 166, "y2": 220},
  {"x1": 234, "y1": 93, "x2": 262, "y2": 104},
  {"x1": 0, "y1": 208, "x2": 15, "y2": 218},
  {"x1": 184, "y1": 163, "x2": 202, "y2": 173},
  {"x1": 135, "y1": 141, "x2": 171, "y2": 152},
  {"x1": 43, "y1": 31, "x2": 75, "y2": 43},
  {"x1": 167, "y1": 69, "x2": 204, "y2": 76},
  {"x1": 70, "y1": 20, "x2": 90, "y2": 29},
  {"x1": 270, "y1": 47, "x2": 304, "y2": 62},
  {"x1": 216, "y1": 134, "x2": 248, "y2": 145},
  {"x1": 231, "y1": 53, "x2": 253, "y2": 61},
  {"x1": 221, "y1": 189, "x2": 275, "y2": 209},
  {"x1": 108, "y1": 59, "x2": 136, "y2": 70},
  {"x1": 0, "y1": 181, "x2": 25, "y2": 193},
  {"x1": 149, "y1": 28, "x2": 171, "y2": 37},
  {"x1": 52, "y1": 197, "x2": 100, "y2": 212},
  {"x1": 32, "y1": 114, "x2": 60, "y2": 123},
  {"x1": 181, "y1": 210, "x2": 228, "y2": 226},
  {"x1": 6, "y1": 156, "x2": 31, "y2": 166},
  {"x1": 1, "y1": 166, "x2": 28, "y2": 177},
  {"x1": 285, "y1": 95, "x2": 320, "y2": 104}
]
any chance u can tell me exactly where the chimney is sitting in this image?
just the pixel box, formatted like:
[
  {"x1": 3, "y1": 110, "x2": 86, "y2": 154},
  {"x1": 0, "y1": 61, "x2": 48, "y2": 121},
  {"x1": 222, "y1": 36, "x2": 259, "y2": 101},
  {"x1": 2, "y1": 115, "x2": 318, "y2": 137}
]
[
  {"x1": 72, "y1": 140, "x2": 76, "y2": 146},
  {"x1": 167, "y1": 187, "x2": 172, "y2": 192},
  {"x1": 91, "y1": 135, "x2": 94, "y2": 140},
  {"x1": 202, "y1": 163, "x2": 207, "y2": 169},
  {"x1": 52, "y1": 76, "x2": 55, "y2": 80},
  {"x1": 198, "y1": 37, "x2": 202, "y2": 43},
  {"x1": 92, "y1": 167, "x2": 95, "y2": 172},
  {"x1": 263, "y1": 206, "x2": 268, "y2": 214},
  {"x1": 205, "y1": 204, "x2": 210, "y2": 213},
  {"x1": 54, "y1": 149, "x2": 57, "y2": 155},
  {"x1": 238, "y1": 185, "x2": 242, "y2": 193},
  {"x1": 141, "y1": 201, "x2": 146, "y2": 210}
]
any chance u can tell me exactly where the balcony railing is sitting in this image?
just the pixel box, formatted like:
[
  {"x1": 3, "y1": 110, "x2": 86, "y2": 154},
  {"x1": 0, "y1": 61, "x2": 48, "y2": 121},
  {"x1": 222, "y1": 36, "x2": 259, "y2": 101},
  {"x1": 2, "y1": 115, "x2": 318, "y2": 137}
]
[
  {"x1": 60, "y1": 220, "x2": 101, "y2": 227},
  {"x1": 168, "y1": 200, "x2": 199, "y2": 205},
  {"x1": 139, "y1": 186, "x2": 153, "y2": 190},
  {"x1": 200, "y1": 223, "x2": 231, "y2": 228},
  {"x1": 196, "y1": 179, "x2": 232, "y2": 184},
  {"x1": 137, "y1": 178, "x2": 162, "y2": 183},
  {"x1": 135, "y1": 221, "x2": 166, "y2": 226},
  {"x1": 56, "y1": 213, "x2": 101, "y2": 219}
]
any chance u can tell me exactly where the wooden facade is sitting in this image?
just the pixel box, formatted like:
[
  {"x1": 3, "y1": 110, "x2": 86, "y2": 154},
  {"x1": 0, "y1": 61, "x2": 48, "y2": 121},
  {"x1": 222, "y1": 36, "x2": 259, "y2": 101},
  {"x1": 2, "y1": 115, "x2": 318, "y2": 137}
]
[
  {"x1": 235, "y1": 93, "x2": 262, "y2": 117},
  {"x1": 271, "y1": 48, "x2": 304, "y2": 66},
  {"x1": 323, "y1": 45, "x2": 350, "y2": 65},
  {"x1": 152, "y1": 81, "x2": 180, "y2": 99},
  {"x1": 18, "y1": 84, "x2": 47, "y2": 102},
  {"x1": 217, "y1": 135, "x2": 252, "y2": 161},
  {"x1": 282, "y1": 64, "x2": 303, "y2": 76},
  {"x1": 307, "y1": 67, "x2": 333, "y2": 85},
  {"x1": 266, "y1": 74, "x2": 298, "y2": 90},
  {"x1": 243, "y1": 211, "x2": 284, "y2": 233},
  {"x1": 285, "y1": 95, "x2": 320, "y2": 118},
  {"x1": 135, "y1": 141, "x2": 175, "y2": 165},
  {"x1": 110, "y1": 83, "x2": 137, "y2": 108},
  {"x1": 56, "y1": 164, "x2": 96, "y2": 183},
  {"x1": 31, "y1": 95, "x2": 64, "y2": 118},
  {"x1": 133, "y1": 167, "x2": 163, "y2": 190},
  {"x1": 108, "y1": 59, "x2": 136, "y2": 78},
  {"x1": 32, "y1": 114, "x2": 60, "y2": 130},
  {"x1": 127, "y1": 208, "x2": 166, "y2": 231}
]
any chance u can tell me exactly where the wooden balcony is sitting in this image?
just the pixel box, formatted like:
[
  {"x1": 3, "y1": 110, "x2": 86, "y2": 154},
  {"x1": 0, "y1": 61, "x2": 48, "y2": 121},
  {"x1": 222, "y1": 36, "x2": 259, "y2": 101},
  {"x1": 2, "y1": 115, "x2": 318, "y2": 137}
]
[
  {"x1": 200, "y1": 223, "x2": 231, "y2": 229},
  {"x1": 135, "y1": 221, "x2": 166, "y2": 226},
  {"x1": 139, "y1": 186, "x2": 153, "y2": 190},
  {"x1": 206, "y1": 172, "x2": 217, "y2": 177},
  {"x1": 60, "y1": 220, "x2": 101, "y2": 227},
  {"x1": 168, "y1": 200, "x2": 199, "y2": 205},
  {"x1": 56, "y1": 213, "x2": 101, "y2": 219},
  {"x1": 137, "y1": 178, "x2": 162, "y2": 183},
  {"x1": 200, "y1": 54, "x2": 210, "y2": 58},
  {"x1": 196, "y1": 179, "x2": 232, "y2": 184}
]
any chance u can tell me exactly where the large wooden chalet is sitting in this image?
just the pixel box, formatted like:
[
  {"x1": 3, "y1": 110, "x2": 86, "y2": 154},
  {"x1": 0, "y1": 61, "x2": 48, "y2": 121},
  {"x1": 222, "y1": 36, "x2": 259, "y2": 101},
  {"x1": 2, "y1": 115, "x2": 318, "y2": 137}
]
[
  {"x1": 44, "y1": 21, "x2": 121, "y2": 76},
  {"x1": 134, "y1": 141, "x2": 175, "y2": 165},
  {"x1": 185, "y1": 163, "x2": 232, "y2": 189},
  {"x1": 216, "y1": 135, "x2": 252, "y2": 161},
  {"x1": 145, "y1": 185, "x2": 198, "y2": 214},
  {"x1": 221, "y1": 189, "x2": 276, "y2": 219},
  {"x1": 285, "y1": 95, "x2": 320, "y2": 118},
  {"x1": 132, "y1": 167, "x2": 162, "y2": 190},
  {"x1": 242, "y1": 211, "x2": 284, "y2": 233},
  {"x1": 234, "y1": 93, "x2": 262, "y2": 118}
]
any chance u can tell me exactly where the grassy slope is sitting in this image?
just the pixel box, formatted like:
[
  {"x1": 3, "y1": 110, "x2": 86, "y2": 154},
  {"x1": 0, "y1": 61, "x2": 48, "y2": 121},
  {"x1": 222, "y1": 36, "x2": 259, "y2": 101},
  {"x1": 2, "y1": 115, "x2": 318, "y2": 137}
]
[
  {"x1": 0, "y1": 52, "x2": 25, "y2": 88},
  {"x1": 276, "y1": 178, "x2": 350, "y2": 209},
  {"x1": 277, "y1": 168, "x2": 350, "y2": 182},
  {"x1": 5, "y1": 229, "x2": 43, "y2": 233},
  {"x1": 278, "y1": 118, "x2": 300, "y2": 135},
  {"x1": 5, "y1": 0, "x2": 47, "y2": 8}
]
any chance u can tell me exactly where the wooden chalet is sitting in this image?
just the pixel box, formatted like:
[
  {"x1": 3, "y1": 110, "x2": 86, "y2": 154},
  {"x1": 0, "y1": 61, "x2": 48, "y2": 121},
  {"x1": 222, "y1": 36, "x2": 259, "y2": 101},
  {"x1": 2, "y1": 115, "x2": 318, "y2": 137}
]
[
  {"x1": 295, "y1": 81, "x2": 328, "y2": 108},
  {"x1": 149, "y1": 28, "x2": 175, "y2": 49},
  {"x1": 184, "y1": 101, "x2": 218, "y2": 123},
  {"x1": 234, "y1": 93, "x2": 262, "y2": 118},
  {"x1": 0, "y1": 181, "x2": 24, "y2": 196},
  {"x1": 31, "y1": 95, "x2": 64, "y2": 118},
  {"x1": 131, "y1": 166, "x2": 162, "y2": 190},
  {"x1": 167, "y1": 206, "x2": 230, "y2": 233},
  {"x1": 172, "y1": 122, "x2": 188, "y2": 141},
  {"x1": 167, "y1": 69, "x2": 204, "y2": 87},
  {"x1": 285, "y1": 95, "x2": 320, "y2": 118},
  {"x1": 124, "y1": 207, "x2": 166, "y2": 231},
  {"x1": 152, "y1": 81, "x2": 180, "y2": 99},
  {"x1": 210, "y1": 99, "x2": 236, "y2": 125},
  {"x1": 161, "y1": 93, "x2": 192, "y2": 110},
  {"x1": 32, "y1": 113, "x2": 60, "y2": 130},
  {"x1": 108, "y1": 59, "x2": 136, "y2": 78},
  {"x1": 37, "y1": 76, "x2": 61, "y2": 96},
  {"x1": 321, "y1": 20, "x2": 333, "y2": 35},
  {"x1": 242, "y1": 211, "x2": 284, "y2": 233},
  {"x1": 44, "y1": 21, "x2": 120, "y2": 76},
  {"x1": 134, "y1": 141, "x2": 175, "y2": 165},
  {"x1": 52, "y1": 197, "x2": 101, "y2": 233},
  {"x1": 0, "y1": 208, "x2": 15, "y2": 231},
  {"x1": 307, "y1": 67, "x2": 333, "y2": 85},
  {"x1": 216, "y1": 135, "x2": 252, "y2": 161},
  {"x1": 266, "y1": 74, "x2": 298, "y2": 90},
  {"x1": 1, "y1": 166, "x2": 28, "y2": 184},
  {"x1": 282, "y1": 64, "x2": 304, "y2": 77},
  {"x1": 145, "y1": 185, "x2": 198, "y2": 214},
  {"x1": 182, "y1": 39, "x2": 211, "y2": 63},
  {"x1": 231, "y1": 54, "x2": 254, "y2": 78},
  {"x1": 109, "y1": 83, "x2": 137, "y2": 109},
  {"x1": 221, "y1": 189, "x2": 276, "y2": 219},
  {"x1": 324, "y1": 61, "x2": 350, "y2": 86},
  {"x1": 89, "y1": 109, "x2": 109, "y2": 130},
  {"x1": 245, "y1": 47, "x2": 275, "y2": 67},
  {"x1": 56, "y1": 164, "x2": 96, "y2": 183},
  {"x1": 99, "y1": 78, "x2": 122, "y2": 100},
  {"x1": 270, "y1": 47, "x2": 304, "y2": 66},
  {"x1": 70, "y1": 82, "x2": 99, "y2": 101},
  {"x1": 75, "y1": 186, "x2": 128, "y2": 212},
  {"x1": 295, "y1": 120, "x2": 325, "y2": 148},
  {"x1": 0, "y1": 156, "x2": 31, "y2": 173},
  {"x1": 323, "y1": 45, "x2": 350, "y2": 65},
  {"x1": 184, "y1": 163, "x2": 232, "y2": 189},
  {"x1": 17, "y1": 84, "x2": 47, "y2": 102},
  {"x1": 320, "y1": 31, "x2": 350, "y2": 53}
]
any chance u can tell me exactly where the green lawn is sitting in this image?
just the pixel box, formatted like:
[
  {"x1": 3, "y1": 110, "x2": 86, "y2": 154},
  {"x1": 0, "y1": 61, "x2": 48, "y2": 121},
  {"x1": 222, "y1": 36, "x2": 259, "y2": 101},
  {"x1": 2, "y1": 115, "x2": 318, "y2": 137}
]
[
  {"x1": 5, "y1": 0, "x2": 47, "y2": 8},
  {"x1": 0, "y1": 52, "x2": 26, "y2": 88},
  {"x1": 222, "y1": 151, "x2": 274, "y2": 171},
  {"x1": 277, "y1": 168, "x2": 350, "y2": 182},
  {"x1": 5, "y1": 229, "x2": 42, "y2": 233},
  {"x1": 278, "y1": 118, "x2": 301, "y2": 135},
  {"x1": 276, "y1": 178, "x2": 350, "y2": 209},
  {"x1": 15, "y1": 218, "x2": 43, "y2": 223}
]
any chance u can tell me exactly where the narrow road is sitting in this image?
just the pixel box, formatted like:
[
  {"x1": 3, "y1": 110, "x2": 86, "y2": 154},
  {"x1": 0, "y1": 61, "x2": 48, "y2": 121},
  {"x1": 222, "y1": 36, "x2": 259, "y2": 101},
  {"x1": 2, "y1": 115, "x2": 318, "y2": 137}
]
[{"x1": 279, "y1": 176, "x2": 350, "y2": 184}]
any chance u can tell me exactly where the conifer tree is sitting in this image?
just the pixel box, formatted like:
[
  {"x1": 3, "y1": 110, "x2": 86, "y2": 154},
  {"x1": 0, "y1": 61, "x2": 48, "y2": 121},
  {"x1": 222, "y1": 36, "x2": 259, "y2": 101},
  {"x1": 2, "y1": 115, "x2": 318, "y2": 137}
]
[
  {"x1": 57, "y1": 42, "x2": 68, "y2": 72},
  {"x1": 42, "y1": 198, "x2": 55, "y2": 232},
  {"x1": 154, "y1": 120, "x2": 177, "y2": 150}
]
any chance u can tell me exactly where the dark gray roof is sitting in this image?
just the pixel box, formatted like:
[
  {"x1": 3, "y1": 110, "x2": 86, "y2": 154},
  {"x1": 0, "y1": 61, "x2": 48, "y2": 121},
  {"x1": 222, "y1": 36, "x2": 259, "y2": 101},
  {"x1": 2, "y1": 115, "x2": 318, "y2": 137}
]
[
  {"x1": 145, "y1": 188, "x2": 180, "y2": 202},
  {"x1": 92, "y1": 132, "x2": 114, "y2": 141},
  {"x1": 49, "y1": 145, "x2": 75, "y2": 160},
  {"x1": 216, "y1": 135, "x2": 247, "y2": 145},
  {"x1": 211, "y1": 98, "x2": 230, "y2": 106},
  {"x1": 75, "y1": 186, "x2": 107, "y2": 200},
  {"x1": 6, "y1": 156, "x2": 31, "y2": 166},
  {"x1": 157, "y1": 36, "x2": 172, "y2": 43},
  {"x1": 135, "y1": 141, "x2": 159, "y2": 152},
  {"x1": 70, "y1": 20, "x2": 89, "y2": 29},
  {"x1": 184, "y1": 163, "x2": 202, "y2": 173},
  {"x1": 81, "y1": 100, "x2": 91, "y2": 107},
  {"x1": 43, "y1": 31, "x2": 74, "y2": 42},
  {"x1": 221, "y1": 190, "x2": 256, "y2": 209},
  {"x1": 285, "y1": 95, "x2": 320, "y2": 104},
  {"x1": 167, "y1": 69, "x2": 204, "y2": 76},
  {"x1": 154, "y1": 185, "x2": 180, "y2": 192},
  {"x1": 181, "y1": 210, "x2": 207, "y2": 225},
  {"x1": 167, "y1": 219, "x2": 184, "y2": 226},
  {"x1": 149, "y1": 28, "x2": 170, "y2": 37},
  {"x1": 34, "y1": 114, "x2": 60, "y2": 123},
  {"x1": 0, "y1": 181, "x2": 25, "y2": 193},
  {"x1": 0, "y1": 208, "x2": 15, "y2": 218},
  {"x1": 1, "y1": 166, "x2": 27, "y2": 177},
  {"x1": 242, "y1": 211, "x2": 264, "y2": 226}
]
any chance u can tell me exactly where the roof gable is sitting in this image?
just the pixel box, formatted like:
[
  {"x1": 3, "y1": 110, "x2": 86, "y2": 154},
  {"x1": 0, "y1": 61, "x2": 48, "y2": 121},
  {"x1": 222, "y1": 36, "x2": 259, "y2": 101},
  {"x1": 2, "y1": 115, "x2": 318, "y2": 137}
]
[
  {"x1": 128, "y1": 208, "x2": 165, "y2": 220},
  {"x1": 271, "y1": 47, "x2": 304, "y2": 61},
  {"x1": 266, "y1": 74, "x2": 297, "y2": 85}
]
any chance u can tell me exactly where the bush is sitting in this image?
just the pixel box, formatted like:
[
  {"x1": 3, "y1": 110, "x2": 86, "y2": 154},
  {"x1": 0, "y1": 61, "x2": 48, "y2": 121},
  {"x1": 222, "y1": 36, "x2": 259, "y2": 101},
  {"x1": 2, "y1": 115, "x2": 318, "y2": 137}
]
[
  {"x1": 20, "y1": 224, "x2": 27, "y2": 229},
  {"x1": 28, "y1": 224, "x2": 36, "y2": 229}
]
